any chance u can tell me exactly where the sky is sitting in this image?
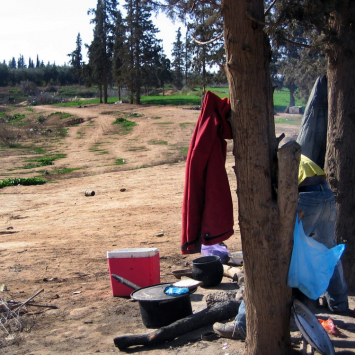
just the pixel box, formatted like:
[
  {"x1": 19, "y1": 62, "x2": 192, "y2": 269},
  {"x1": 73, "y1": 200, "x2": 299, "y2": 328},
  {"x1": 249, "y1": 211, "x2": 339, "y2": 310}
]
[{"x1": 0, "y1": 0, "x2": 186, "y2": 66}]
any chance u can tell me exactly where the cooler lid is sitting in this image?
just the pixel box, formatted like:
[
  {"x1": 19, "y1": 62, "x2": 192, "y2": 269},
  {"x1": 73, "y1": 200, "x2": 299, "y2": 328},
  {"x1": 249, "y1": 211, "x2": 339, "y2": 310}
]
[
  {"x1": 292, "y1": 299, "x2": 335, "y2": 355},
  {"x1": 107, "y1": 248, "x2": 159, "y2": 259}
]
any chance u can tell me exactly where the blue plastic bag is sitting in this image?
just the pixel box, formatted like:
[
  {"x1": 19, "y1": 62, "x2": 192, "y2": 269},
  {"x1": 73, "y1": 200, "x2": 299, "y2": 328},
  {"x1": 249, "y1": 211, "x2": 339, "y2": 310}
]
[
  {"x1": 287, "y1": 216, "x2": 345, "y2": 300},
  {"x1": 164, "y1": 286, "x2": 190, "y2": 296}
]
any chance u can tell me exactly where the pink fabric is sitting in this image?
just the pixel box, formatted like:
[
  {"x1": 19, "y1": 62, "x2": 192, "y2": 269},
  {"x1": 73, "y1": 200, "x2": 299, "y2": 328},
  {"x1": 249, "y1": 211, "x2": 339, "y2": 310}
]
[{"x1": 181, "y1": 91, "x2": 234, "y2": 254}]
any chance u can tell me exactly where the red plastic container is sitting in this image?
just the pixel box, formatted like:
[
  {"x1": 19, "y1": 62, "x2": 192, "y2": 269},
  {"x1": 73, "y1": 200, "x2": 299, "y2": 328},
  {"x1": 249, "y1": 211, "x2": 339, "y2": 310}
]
[{"x1": 107, "y1": 248, "x2": 160, "y2": 297}]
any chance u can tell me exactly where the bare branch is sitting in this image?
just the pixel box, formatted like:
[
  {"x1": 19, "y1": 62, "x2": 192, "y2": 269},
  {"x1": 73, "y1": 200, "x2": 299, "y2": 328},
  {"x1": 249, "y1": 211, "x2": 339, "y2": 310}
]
[
  {"x1": 245, "y1": 10, "x2": 283, "y2": 27},
  {"x1": 265, "y1": 0, "x2": 278, "y2": 17},
  {"x1": 282, "y1": 37, "x2": 312, "y2": 48},
  {"x1": 191, "y1": 33, "x2": 223, "y2": 45}
]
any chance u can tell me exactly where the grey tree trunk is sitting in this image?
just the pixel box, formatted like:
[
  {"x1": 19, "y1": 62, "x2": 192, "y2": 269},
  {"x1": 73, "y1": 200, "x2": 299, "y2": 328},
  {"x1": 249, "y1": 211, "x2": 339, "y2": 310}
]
[
  {"x1": 222, "y1": 0, "x2": 300, "y2": 353},
  {"x1": 325, "y1": 1, "x2": 355, "y2": 292}
]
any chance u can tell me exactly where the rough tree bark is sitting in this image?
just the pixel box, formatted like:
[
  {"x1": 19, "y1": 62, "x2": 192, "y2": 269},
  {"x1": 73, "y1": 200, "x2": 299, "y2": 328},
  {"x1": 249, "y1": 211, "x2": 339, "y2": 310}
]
[
  {"x1": 222, "y1": 0, "x2": 301, "y2": 354},
  {"x1": 325, "y1": 1, "x2": 355, "y2": 292}
]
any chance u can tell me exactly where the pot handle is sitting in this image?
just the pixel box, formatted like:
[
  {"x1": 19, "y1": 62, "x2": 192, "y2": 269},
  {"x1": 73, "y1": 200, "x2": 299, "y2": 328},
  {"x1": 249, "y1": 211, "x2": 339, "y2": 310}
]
[{"x1": 111, "y1": 274, "x2": 140, "y2": 291}]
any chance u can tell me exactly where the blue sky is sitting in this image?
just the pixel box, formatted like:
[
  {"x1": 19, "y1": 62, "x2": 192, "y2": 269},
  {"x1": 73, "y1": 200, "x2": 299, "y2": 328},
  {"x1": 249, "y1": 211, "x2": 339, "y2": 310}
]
[{"x1": 0, "y1": 0, "x2": 185, "y2": 66}]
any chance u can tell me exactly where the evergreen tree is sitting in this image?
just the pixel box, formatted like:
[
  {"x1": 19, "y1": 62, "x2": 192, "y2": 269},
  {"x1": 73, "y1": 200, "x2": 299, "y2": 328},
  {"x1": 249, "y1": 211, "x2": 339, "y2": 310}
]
[
  {"x1": 88, "y1": 0, "x2": 118, "y2": 104},
  {"x1": 122, "y1": 0, "x2": 163, "y2": 104},
  {"x1": 0, "y1": 63, "x2": 9, "y2": 86},
  {"x1": 28, "y1": 57, "x2": 35, "y2": 68},
  {"x1": 274, "y1": 0, "x2": 355, "y2": 293},
  {"x1": 17, "y1": 54, "x2": 26, "y2": 69},
  {"x1": 187, "y1": 3, "x2": 224, "y2": 93},
  {"x1": 156, "y1": 54, "x2": 172, "y2": 95},
  {"x1": 184, "y1": 26, "x2": 192, "y2": 87},
  {"x1": 68, "y1": 33, "x2": 83, "y2": 84},
  {"x1": 9, "y1": 57, "x2": 16, "y2": 69},
  {"x1": 36, "y1": 55, "x2": 40, "y2": 68},
  {"x1": 112, "y1": 10, "x2": 125, "y2": 100},
  {"x1": 171, "y1": 27, "x2": 184, "y2": 89}
]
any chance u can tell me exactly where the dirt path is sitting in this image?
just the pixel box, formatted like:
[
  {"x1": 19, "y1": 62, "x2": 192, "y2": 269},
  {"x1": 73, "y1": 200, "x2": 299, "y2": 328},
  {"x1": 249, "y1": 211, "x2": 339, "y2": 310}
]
[{"x1": 0, "y1": 103, "x2": 354, "y2": 354}]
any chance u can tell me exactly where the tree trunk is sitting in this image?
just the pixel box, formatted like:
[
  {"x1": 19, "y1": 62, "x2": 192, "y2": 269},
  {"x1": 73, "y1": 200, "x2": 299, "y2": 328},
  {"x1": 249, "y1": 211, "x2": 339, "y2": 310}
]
[
  {"x1": 222, "y1": 1, "x2": 300, "y2": 354},
  {"x1": 289, "y1": 85, "x2": 295, "y2": 107},
  {"x1": 325, "y1": 1, "x2": 355, "y2": 292},
  {"x1": 99, "y1": 84, "x2": 103, "y2": 104},
  {"x1": 103, "y1": 67, "x2": 108, "y2": 104},
  {"x1": 117, "y1": 83, "x2": 121, "y2": 101}
]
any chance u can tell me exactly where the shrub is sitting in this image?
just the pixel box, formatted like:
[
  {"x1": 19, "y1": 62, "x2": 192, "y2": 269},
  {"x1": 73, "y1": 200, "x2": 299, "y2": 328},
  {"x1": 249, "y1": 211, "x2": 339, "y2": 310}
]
[
  {"x1": 0, "y1": 177, "x2": 46, "y2": 189},
  {"x1": 45, "y1": 85, "x2": 58, "y2": 93},
  {"x1": 20, "y1": 80, "x2": 38, "y2": 95},
  {"x1": 0, "y1": 123, "x2": 22, "y2": 147}
]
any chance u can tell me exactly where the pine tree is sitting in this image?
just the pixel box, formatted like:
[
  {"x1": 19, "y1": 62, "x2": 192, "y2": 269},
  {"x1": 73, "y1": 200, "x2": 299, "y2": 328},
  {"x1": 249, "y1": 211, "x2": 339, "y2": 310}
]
[
  {"x1": 17, "y1": 54, "x2": 26, "y2": 69},
  {"x1": 186, "y1": 3, "x2": 224, "y2": 93},
  {"x1": 88, "y1": 0, "x2": 118, "y2": 103},
  {"x1": 9, "y1": 57, "x2": 16, "y2": 69},
  {"x1": 171, "y1": 27, "x2": 184, "y2": 89},
  {"x1": 184, "y1": 26, "x2": 192, "y2": 87},
  {"x1": 276, "y1": 0, "x2": 355, "y2": 292},
  {"x1": 156, "y1": 54, "x2": 172, "y2": 95},
  {"x1": 122, "y1": 0, "x2": 163, "y2": 104},
  {"x1": 28, "y1": 57, "x2": 35, "y2": 68},
  {"x1": 36, "y1": 55, "x2": 40, "y2": 68},
  {"x1": 112, "y1": 10, "x2": 125, "y2": 100},
  {"x1": 68, "y1": 33, "x2": 83, "y2": 84}
]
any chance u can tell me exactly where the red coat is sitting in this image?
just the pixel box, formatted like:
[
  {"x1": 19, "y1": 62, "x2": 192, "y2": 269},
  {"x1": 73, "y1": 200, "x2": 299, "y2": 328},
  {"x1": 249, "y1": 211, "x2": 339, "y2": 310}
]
[{"x1": 181, "y1": 91, "x2": 234, "y2": 254}]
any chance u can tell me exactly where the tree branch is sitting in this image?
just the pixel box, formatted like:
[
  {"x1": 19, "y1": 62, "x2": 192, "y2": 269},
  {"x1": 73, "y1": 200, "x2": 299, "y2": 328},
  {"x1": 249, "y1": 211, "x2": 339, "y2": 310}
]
[
  {"x1": 245, "y1": 10, "x2": 283, "y2": 27},
  {"x1": 191, "y1": 33, "x2": 223, "y2": 45},
  {"x1": 264, "y1": 0, "x2": 278, "y2": 17},
  {"x1": 281, "y1": 37, "x2": 312, "y2": 48}
]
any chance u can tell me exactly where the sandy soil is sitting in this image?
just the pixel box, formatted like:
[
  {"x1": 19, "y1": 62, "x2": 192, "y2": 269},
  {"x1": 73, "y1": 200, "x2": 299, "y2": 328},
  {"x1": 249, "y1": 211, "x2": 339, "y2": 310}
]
[{"x1": 0, "y1": 103, "x2": 354, "y2": 355}]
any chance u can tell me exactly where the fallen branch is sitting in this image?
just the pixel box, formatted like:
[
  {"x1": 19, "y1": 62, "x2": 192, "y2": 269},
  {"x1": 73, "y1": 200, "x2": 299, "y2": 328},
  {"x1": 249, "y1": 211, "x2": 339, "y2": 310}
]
[
  {"x1": 113, "y1": 300, "x2": 240, "y2": 350},
  {"x1": 4, "y1": 301, "x2": 58, "y2": 309},
  {"x1": 11, "y1": 289, "x2": 44, "y2": 312}
]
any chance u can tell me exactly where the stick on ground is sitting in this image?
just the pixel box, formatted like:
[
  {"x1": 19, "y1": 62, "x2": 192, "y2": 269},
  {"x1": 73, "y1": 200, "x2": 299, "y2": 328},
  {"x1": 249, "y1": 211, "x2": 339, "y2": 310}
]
[{"x1": 113, "y1": 300, "x2": 240, "y2": 350}]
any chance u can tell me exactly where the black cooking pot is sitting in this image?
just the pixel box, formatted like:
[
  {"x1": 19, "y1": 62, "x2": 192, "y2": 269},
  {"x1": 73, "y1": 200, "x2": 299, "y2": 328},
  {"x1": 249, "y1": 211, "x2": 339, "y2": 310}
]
[
  {"x1": 111, "y1": 274, "x2": 193, "y2": 328},
  {"x1": 192, "y1": 255, "x2": 223, "y2": 287}
]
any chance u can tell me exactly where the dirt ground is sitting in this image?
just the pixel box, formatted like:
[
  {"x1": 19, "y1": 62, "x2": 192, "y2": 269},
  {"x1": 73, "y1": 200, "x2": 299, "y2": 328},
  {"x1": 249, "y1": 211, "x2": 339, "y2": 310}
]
[{"x1": 0, "y1": 102, "x2": 354, "y2": 355}]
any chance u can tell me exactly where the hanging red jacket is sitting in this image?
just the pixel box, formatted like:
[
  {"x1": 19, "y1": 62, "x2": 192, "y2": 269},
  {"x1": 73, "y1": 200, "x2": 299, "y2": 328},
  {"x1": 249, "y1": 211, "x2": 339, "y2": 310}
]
[{"x1": 181, "y1": 91, "x2": 234, "y2": 254}]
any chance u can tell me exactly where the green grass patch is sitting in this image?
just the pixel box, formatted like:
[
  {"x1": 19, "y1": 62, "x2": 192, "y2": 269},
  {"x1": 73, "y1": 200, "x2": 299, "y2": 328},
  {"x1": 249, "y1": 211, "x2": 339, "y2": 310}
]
[
  {"x1": 0, "y1": 177, "x2": 46, "y2": 189},
  {"x1": 51, "y1": 167, "x2": 82, "y2": 174},
  {"x1": 141, "y1": 94, "x2": 201, "y2": 106},
  {"x1": 58, "y1": 128, "x2": 69, "y2": 137},
  {"x1": 128, "y1": 146, "x2": 147, "y2": 152},
  {"x1": 112, "y1": 117, "x2": 137, "y2": 134},
  {"x1": 150, "y1": 116, "x2": 161, "y2": 119},
  {"x1": 273, "y1": 88, "x2": 305, "y2": 112},
  {"x1": 7, "y1": 113, "x2": 26, "y2": 124},
  {"x1": 129, "y1": 113, "x2": 143, "y2": 117},
  {"x1": 61, "y1": 113, "x2": 72, "y2": 119},
  {"x1": 26, "y1": 154, "x2": 66, "y2": 167},
  {"x1": 28, "y1": 146, "x2": 46, "y2": 155},
  {"x1": 274, "y1": 117, "x2": 302, "y2": 125},
  {"x1": 148, "y1": 139, "x2": 168, "y2": 145},
  {"x1": 25, "y1": 108, "x2": 34, "y2": 112},
  {"x1": 115, "y1": 158, "x2": 126, "y2": 165},
  {"x1": 179, "y1": 122, "x2": 195, "y2": 129},
  {"x1": 181, "y1": 147, "x2": 189, "y2": 155}
]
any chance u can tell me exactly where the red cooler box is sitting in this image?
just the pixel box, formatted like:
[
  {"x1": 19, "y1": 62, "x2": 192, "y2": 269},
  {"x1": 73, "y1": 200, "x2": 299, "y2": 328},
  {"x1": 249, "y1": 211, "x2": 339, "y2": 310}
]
[{"x1": 107, "y1": 248, "x2": 160, "y2": 296}]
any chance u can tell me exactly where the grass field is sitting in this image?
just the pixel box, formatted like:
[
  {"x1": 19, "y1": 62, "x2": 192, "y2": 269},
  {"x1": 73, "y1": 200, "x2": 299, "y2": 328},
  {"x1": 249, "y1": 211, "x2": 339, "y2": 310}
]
[{"x1": 54, "y1": 86, "x2": 304, "y2": 112}]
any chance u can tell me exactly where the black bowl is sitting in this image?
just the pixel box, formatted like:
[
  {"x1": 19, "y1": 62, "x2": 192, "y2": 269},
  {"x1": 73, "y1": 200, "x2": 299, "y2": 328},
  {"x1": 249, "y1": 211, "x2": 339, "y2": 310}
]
[{"x1": 192, "y1": 255, "x2": 223, "y2": 287}]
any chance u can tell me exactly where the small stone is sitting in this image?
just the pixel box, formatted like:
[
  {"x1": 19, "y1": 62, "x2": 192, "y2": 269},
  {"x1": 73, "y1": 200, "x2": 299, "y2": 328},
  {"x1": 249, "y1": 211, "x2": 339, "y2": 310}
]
[
  {"x1": 0, "y1": 284, "x2": 7, "y2": 292},
  {"x1": 120, "y1": 188, "x2": 126, "y2": 192},
  {"x1": 155, "y1": 232, "x2": 164, "y2": 237}
]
